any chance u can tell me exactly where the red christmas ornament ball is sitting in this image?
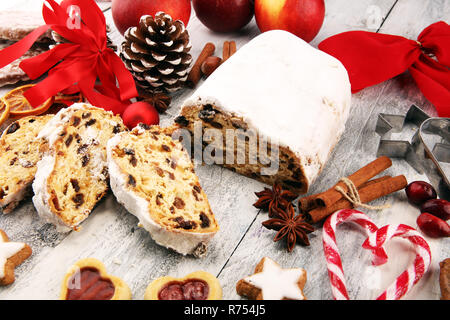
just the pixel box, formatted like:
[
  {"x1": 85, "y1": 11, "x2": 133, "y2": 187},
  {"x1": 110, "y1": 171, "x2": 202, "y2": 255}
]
[{"x1": 122, "y1": 101, "x2": 160, "y2": 129}]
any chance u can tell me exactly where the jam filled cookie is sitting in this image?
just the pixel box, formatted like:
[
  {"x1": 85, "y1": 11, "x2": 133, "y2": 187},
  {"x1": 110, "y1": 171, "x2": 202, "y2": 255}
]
[
  {"x1": 60, "y1": 258, "x2": 131, "y2": 300},
  {"x1": 0, "y1": 229, "x2": 32, "y2": 286},
  {"x1": 144, "y1": 271, "x2": 222, "y2": 300},
  {"x1": 236, "y1": 257, "x2": 307, "y2": 300}
]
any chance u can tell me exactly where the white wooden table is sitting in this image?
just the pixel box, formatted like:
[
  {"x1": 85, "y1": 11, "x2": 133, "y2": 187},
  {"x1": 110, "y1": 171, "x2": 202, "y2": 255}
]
[{"x1": 0, "y1": 0, "x2": 448, "y2": 300}]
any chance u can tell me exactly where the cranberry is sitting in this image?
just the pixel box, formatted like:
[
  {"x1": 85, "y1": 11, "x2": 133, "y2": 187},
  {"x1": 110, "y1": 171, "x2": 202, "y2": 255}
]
[
  {"x1": 421, "y1": 199, "x2": 450, "y2": 221},
  {"x1": 417, "y1": 213, "x2": 450, "y2": 238},
  {"x1": 405, "y1": 181, "x2": 437, "y2": 205}
]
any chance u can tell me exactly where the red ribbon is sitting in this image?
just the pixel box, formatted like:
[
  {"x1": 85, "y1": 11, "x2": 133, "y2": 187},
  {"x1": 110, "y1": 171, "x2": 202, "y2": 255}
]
[
  {"x1": 0, "y1": 0, "x2": 138, "y2": 115},
  {"x1": 319, "y1": 21, "x2": 450, "y2": 117}
]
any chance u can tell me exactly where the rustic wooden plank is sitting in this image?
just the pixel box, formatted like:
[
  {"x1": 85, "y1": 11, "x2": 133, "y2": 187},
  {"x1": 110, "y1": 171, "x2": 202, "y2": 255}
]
[{"x1": 217, "y1": 0, "x2": 449, "y2": 300}]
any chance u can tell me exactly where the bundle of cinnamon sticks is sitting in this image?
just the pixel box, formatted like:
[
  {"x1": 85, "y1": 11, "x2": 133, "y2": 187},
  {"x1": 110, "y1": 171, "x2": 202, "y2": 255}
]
[
  {"x1": 186, "y1": 40, "x2": 237, "y2": 88},
  {"x1": 299, "y1": 156, "x2": 407, "y2": 223}
]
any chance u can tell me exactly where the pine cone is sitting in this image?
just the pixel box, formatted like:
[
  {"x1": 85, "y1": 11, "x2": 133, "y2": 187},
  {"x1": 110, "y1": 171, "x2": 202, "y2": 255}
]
[{"x1": 120, "y1": 12, "x2": 192, "y2": 93}]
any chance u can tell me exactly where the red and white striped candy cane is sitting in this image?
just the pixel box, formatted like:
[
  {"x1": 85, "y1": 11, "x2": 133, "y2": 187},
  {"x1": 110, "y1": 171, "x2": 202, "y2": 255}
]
[
  {"x1": 322, "y1": 209, "x2": 388, "y2": 300},
  {"x1": 362, "y1": 224, "x2": 432, "y2": 300}
]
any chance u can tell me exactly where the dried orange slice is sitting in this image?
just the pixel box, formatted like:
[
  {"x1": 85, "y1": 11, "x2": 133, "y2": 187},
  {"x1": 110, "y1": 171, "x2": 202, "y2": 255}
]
[
  {"x1": 54, "y1": 91, "x2": 84, "y2": 106},
  {"x1": 0, "y1": 99, "x2": 10, "y2": 127},
  {"x1": 3, "y1": 84, "x2": 54, "y2": 117}
]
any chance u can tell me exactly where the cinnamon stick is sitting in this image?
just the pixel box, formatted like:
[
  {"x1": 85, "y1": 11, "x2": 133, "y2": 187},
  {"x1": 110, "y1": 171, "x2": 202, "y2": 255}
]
[
  {"x1": 315, "y1": 156, "x2": 392, "y2": 208},
  {"x1": 186, "y1": 42, "x2": 215, "y2": 88},
  {"x1": 306, "y1": 175, "x2": 407, "y2": 223},
  {"x1": 222, "y1": 41, "x2": 230, "y2": 62},
  {"x1": 298, "y1": 175, "x2": 392, "y2": 213},
  {"x1": 229, "y1": 40, "x2": 237, "y2": 57},
  {"x1": 222, "y1": 40, "x2": 237, "y2": 62}
]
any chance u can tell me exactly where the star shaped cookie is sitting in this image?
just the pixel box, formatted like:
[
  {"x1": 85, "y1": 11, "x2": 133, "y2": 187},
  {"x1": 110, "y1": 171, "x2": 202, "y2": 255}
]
[
  {"x1": 236, "y1": 257, "x2": 307, "y2": 300},
  {"x1": 0, "y1": 229, "x2": 32, "y2": 286}
]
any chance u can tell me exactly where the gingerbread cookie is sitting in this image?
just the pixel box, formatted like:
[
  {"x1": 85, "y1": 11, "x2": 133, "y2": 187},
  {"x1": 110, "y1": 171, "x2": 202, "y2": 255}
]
[
  {"x1": 236, "y1": 257, "x2": 307, "y2": 300},
  {"x1": 0, "y1": 229, "x2": 32, "y2": 286},
  {"x1": 60, "y1": 258, "x2": 131, "y2": 300},
  {"x1": 145, "y1": 271, "x2": 222, "y2": 300},
  {"x1": 440, "y1": 258, "x2": 450, "y2": 300}
]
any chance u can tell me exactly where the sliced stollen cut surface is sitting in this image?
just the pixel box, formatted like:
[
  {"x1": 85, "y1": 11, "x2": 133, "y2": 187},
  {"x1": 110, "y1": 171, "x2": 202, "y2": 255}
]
[
  {"x1": 32, "y1": 103, "x2": 127, "y2": 232},
  {"x1": 176, "y1": 30, "x2": 352, "y2": 194},
  {"x1": 107, "y1": 124, "x2": 219, "y2": 257},
  {"x1": 0, "y1": 114, "x2": 53, "y2": 213}
]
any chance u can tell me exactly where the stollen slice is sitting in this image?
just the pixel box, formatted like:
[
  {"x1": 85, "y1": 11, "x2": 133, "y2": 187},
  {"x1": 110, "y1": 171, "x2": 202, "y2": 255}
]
[
  {"x1": 32, "y1": 103, "x2": 127, "y2": 232},
  {"x1": 107, "y1": 124, "x2": 219, "y2": 257},
  {"x1": 0, "y1": 114, "x2": 53, "y2": 213}
]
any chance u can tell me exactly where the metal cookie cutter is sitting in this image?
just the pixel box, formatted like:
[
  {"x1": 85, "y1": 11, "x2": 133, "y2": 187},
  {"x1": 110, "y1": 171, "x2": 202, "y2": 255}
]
[{"x1": 375, "y1": 105, "x2": 450, "y2": 199}]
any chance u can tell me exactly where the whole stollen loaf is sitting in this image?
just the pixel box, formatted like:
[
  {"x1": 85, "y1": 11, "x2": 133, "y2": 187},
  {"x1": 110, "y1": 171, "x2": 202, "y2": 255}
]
[{"x1": 177, "y1": 30, "x2": 352, "y2": 194}]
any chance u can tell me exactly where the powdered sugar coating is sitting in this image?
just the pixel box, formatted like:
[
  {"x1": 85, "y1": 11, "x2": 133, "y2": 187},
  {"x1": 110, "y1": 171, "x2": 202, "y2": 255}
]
[{"x1": 182, "y1": 30, "x2": 352, "y2": 189}]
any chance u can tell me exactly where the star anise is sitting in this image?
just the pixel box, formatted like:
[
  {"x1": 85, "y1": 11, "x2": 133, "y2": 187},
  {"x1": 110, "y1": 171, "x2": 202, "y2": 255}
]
[
  {"x1": 262, "y1": 203, "x2": 315, "y2": 252},
  {"x1": 137, "y1": 91, "x2": 172, "y2": 113},
  {"x1": 253, "y1": 183, "x2": 298, "y2": 217}
]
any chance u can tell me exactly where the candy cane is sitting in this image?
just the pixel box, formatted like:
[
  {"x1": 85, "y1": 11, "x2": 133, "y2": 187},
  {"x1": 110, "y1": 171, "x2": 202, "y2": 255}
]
[
  {"x1": 362, "y1": 224, "x2": 432, "y2": 300},
  {"x1": 322, "y1": 209, "x2": 432, "y2": 300},
  {"x1": 322, "y1": 209, "x2": 388, "y2": 300}
]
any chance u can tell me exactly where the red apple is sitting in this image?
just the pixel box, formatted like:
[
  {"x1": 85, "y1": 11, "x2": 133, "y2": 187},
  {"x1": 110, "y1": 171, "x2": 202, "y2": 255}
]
[
  {"x1": 112, "y1": 0, "x2": 192, "y2": 35},
  {"x1": 122, "y1": 101, "x2": 159, "y2": 129},
  {"x1": 254, "y1": 0, "x2": 325, "y2": 42},
  {"x1": 192, "y1": 0, "x2": 254, "y2": 33}
]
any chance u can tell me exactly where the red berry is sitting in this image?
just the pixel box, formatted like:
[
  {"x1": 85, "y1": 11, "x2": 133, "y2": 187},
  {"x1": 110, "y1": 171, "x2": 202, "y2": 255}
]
[
  {"x1": 405, "y1": 181, "x2": 437, "y2": 205},
  {"x1": 421, "y1": 199, "x2": 450, "y2": 221},
  {"x1": 416, "y1": 212, "x2": 450, "y2": 238},
  {"x1": 122, "y1": 101, "x2": 159, "y2": 130}
]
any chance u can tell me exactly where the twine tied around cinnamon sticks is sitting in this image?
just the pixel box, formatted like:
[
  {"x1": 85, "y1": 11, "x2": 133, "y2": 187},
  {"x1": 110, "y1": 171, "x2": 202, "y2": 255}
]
[
  {"x1": 334, "y1": 177, "x2": 391, "y2": 211},
  {"x1": 299, "y1": 156, "x2": 407, "y2": 224}
]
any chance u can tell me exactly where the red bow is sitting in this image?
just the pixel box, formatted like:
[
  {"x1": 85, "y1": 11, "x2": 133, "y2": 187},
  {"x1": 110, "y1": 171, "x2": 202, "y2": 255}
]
[
  {"x1": 0, "y1": 0, "x2": 138, "y2": 115},
  {"x1": 319, "y1": 21, "x2": 450, "y2": 117}
]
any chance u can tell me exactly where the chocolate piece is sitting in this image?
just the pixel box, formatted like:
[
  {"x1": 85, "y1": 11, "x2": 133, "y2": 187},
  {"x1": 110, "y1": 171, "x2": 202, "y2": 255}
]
[
  {"x1": 0, "y1": 11, "x2": 52, "y2": 42},
  {"x1": 158, "y1": 279, "x2": 209, "y2": 300},
  {"x1": 0, "y1": 44, "x2": 47, "y2": 88},
  {"x1": 66, "y1": 267, "x2": 115, "y2": 300}
]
